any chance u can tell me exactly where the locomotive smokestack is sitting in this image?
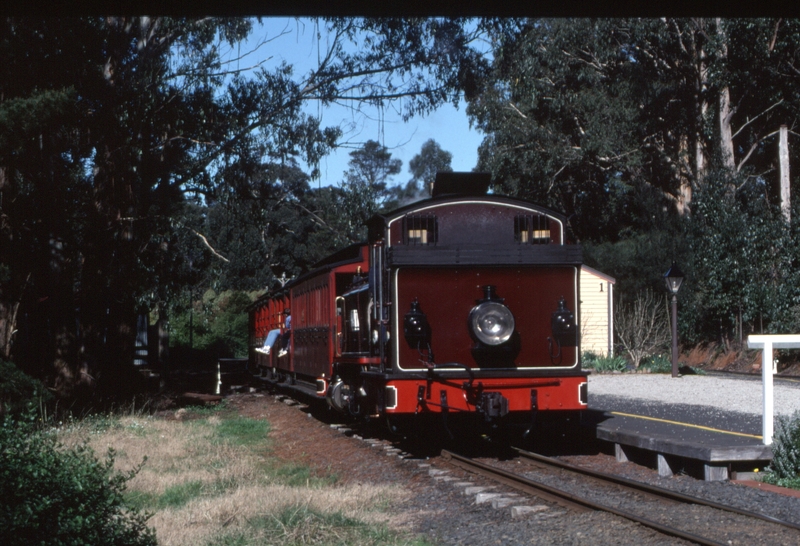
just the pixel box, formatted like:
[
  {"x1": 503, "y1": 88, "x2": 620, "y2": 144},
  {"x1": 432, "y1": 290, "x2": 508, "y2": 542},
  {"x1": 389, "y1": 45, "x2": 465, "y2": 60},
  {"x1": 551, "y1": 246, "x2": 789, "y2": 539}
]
[{"x1": 431, "y1": 172, "x2": 491, "y2": 198}]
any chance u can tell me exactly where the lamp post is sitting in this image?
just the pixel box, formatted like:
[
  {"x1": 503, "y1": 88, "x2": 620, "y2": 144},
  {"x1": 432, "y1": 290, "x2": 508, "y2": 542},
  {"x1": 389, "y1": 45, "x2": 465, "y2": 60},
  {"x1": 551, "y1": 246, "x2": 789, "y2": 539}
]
[{"x1": 664, "y1": 262, "x2": 684, "y2": 378}]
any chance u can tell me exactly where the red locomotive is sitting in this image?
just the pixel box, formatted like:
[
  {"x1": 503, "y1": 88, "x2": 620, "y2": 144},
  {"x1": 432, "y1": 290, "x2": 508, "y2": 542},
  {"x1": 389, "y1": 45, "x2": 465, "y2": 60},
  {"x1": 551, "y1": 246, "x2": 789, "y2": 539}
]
[{"x1": 249, "y1": 172, "x2": 587, "y2": 434}]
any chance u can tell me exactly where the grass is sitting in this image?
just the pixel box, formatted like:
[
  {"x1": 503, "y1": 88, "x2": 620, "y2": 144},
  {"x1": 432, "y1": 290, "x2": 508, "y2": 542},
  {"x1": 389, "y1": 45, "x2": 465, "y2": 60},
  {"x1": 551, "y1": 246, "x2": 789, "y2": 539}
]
[
  {"x1": 55, "y1": 402, "x2": 420, "y2": 546},
  {"x1": 214, "y1": 416, "x2": 270, "y2": 447},
  {"x1": 206, "y1": 504, "x2": 431, "y2": 546}
]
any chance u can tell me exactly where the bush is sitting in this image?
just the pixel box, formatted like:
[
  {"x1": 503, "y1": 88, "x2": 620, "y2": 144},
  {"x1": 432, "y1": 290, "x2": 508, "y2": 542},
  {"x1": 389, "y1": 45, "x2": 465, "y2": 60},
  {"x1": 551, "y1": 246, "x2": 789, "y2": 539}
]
[
  {"x1": 763, "y1": 411, "x2": 800, "y2": 489},
  {"x1": 169, "y1": 289, "x2": 255, "y2": 360},
  {"x1": 581, "y1": 351, "x2": 599, "y2": 368},
  {"x1": 0, "y1": 413, "x2": 156, "y2": 546},
  {"x1": 640, "y1": 354, "x2": 673, "y2": 374},
  {"x1": 583, "y1": 351, "x2": 628, "y2": 372},
  {"x1": 615, "y1": 290, "x2": 670, "y2": 368},
  {"x1": 0, "y1": 358, "x2": 52, "y2": 416}
]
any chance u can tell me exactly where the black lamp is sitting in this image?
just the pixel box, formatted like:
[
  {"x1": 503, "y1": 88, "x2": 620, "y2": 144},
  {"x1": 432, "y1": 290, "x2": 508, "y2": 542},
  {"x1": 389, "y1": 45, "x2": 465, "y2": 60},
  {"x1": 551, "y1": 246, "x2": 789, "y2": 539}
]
[
  {"x1": 664, "y1": 262, "x2": 684, "y2": 295},
  {"x1": 663, "y1": 262, "x2": 684, "y2": 377}
]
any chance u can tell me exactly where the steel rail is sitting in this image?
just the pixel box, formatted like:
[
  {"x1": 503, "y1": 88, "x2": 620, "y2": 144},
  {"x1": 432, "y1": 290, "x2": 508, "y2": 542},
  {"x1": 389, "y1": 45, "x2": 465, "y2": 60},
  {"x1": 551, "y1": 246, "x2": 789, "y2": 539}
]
[
  {"x1": 442, "y1": 449, "x2": 728, "y2": 546},
  {"x1": 514, "y1": 447, "x2": 800, "y2": 533}
]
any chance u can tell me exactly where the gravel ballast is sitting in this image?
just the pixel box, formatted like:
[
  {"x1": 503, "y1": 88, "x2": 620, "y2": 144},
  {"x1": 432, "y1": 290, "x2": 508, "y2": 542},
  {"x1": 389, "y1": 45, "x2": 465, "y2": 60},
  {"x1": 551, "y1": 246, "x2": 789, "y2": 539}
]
[{"x1": 229, "y1": 372, "x2": 800, "y2": 546}]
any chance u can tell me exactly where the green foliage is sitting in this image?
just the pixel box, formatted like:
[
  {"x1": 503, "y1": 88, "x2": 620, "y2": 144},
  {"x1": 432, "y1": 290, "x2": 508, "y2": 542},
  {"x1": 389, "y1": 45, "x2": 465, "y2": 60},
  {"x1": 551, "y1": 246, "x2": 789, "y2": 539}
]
[
  {"x1": 764, "y1": 411, "x2": 800, "y2": 486},
  {"x1": 463, "y1": 18, "x2": 800, "y2": 350},
  {"x1": 582, "y1": 352, "x2": 628, "y2": 372},
  {"x1": 170, "y1": 290, "x2": 255, "y2": 359},
  {"x1": 0, "y1": 413, "x2": 156, "y2": 546},
  {"x1": 0, "y1": 358, "x2": 52, "y2": 415},
  {"x1": 640, "y1": 354, "x2": 673, "y2": 374},
  {"x1": 335, "y1": 140, "x2": 403, "y2": 242},
  {"x1": 681, "y1": 170, "x2": 800, "y2": 343},
  {"x1": 405, "y1": 138, "x2": 454, "y2": 200},
  {"x1": 1, "y1": 18, "x2": 485, "y2": 399},
  {"x1": 584, "y1": 228, "x2": 684, "y2": 298}
]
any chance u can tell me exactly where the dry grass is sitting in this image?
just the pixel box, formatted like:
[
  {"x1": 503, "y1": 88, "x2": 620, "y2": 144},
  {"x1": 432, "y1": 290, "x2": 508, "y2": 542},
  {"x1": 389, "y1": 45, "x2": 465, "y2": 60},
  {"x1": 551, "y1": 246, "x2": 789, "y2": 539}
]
[{"x1": 56, "y1": 408, "x2": 416, "y2": 546}]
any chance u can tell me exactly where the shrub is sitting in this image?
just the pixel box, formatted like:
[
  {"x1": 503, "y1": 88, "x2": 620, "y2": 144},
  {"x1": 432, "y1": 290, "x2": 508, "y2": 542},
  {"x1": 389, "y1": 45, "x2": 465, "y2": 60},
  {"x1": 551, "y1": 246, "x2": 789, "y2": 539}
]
[
  {"x1": 584, "y1": 351, "x2": 628, "y2": 372},
  {"x1": 582, "y1": 351, "x2": 599, "y2": 368},
  {"x1": 0, "y1": 358, "x2": 52, "y2": 416},
  {"x1": 169, "y1": 289, "x2": 255, "y2": 361},
  {"x1": 0, "y1": 412, "x2": 156, "y2": 546},
  {"x1": 640, "y1": 354, "x2": 673, "y2": 374},
  {"x1": 763, "y1": 411, "x2": 800, "y2": 489},
  {"x1": 593, "y1": 354, "x2": 629, "y2": 372}
]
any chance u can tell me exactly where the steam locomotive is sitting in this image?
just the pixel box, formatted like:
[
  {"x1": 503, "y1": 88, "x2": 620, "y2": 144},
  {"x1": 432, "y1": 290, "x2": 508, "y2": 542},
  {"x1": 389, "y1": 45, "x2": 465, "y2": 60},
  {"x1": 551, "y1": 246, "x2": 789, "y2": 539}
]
[{"x1": 249, "y1": 172, "x2": 587, "y2": 434}]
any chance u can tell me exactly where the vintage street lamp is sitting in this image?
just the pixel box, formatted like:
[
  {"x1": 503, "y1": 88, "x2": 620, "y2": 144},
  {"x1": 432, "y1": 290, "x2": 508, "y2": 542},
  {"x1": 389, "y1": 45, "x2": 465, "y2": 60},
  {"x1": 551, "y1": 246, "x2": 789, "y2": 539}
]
[{"x1": 664, "y1": 262, "x2": 684, "y2": 378}]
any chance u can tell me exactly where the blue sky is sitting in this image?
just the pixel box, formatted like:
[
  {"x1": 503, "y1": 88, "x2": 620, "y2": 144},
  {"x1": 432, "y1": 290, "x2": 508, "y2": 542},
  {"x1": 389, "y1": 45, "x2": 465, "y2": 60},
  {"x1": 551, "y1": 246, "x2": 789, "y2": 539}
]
[{"x1": 236, "y1": 18, "x2": 485, "y2": 188}]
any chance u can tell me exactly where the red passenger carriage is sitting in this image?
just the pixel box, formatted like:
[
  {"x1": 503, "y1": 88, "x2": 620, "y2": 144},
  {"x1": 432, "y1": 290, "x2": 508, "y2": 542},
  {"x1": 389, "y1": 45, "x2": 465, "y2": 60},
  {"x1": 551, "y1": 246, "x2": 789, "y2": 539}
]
[{"x1": 249, "y1": 173, "x2": 587, "y2": 434}]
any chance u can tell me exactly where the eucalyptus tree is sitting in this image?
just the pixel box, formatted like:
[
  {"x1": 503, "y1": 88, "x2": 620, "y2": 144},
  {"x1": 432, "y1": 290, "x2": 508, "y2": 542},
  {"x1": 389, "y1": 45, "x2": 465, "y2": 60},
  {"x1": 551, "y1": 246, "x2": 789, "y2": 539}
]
[
  {"x1": 460, "y1": 18, "x2": 800, "y2": 346},
  {"x1": 408, "y1": 138, "x2": 453, "y2": 197},
  {"x1": 465, "y1": 18, "x2": 800, "y2": 239},
  {"x1": 0, "y1": 16, "x2": 489, "y2": 398}
]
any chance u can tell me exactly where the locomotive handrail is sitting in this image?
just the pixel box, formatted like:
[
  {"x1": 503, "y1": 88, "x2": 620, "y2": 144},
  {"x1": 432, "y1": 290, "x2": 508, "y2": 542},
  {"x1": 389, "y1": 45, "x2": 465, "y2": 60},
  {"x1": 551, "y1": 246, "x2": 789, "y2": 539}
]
[{"x1": 427, "y1": 361, "x2": 475, "y2": 386}]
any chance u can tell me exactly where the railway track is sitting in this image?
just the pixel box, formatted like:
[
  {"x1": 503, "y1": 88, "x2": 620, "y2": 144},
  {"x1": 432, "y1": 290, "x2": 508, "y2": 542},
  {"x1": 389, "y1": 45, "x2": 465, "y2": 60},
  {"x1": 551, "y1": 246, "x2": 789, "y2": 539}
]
[{"x1": 441, "y1": 448, "x2": 800, "y2": 546}]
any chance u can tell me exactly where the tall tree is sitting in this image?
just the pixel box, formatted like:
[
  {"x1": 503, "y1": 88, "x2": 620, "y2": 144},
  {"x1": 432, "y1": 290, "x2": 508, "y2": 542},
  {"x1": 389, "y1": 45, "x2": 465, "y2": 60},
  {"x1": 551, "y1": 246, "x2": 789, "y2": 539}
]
[
  {"x1": 335, "y1": 140, "x2": 402, "y2": 242},
  {"x1": 408, "y1": 138, "x2": 453, "y2": 197},
  {"x1": 0, "y1": 17, "x2": 489, "y2": 399},
  {"x1": 465, "y1": 18, "x2": 800, "y2": 238}
]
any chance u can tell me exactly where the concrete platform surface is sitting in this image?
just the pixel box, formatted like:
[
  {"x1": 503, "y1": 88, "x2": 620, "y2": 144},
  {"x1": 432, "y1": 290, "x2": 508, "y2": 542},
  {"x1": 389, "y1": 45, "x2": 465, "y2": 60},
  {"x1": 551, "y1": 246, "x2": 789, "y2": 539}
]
[{"x1": 584, "y1": 373, "x2": 800, "y2": 480}]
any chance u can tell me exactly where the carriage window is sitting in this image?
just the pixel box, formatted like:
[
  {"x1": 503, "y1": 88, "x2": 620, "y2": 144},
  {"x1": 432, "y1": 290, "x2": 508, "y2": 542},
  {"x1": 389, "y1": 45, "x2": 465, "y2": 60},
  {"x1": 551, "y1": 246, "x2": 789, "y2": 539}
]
[
  {"x1": 515, "y1": 214, "x2": 550, "y2": 244},
  {"x1": 403, "y1": 215, "x2": 437, "y2": 245}
]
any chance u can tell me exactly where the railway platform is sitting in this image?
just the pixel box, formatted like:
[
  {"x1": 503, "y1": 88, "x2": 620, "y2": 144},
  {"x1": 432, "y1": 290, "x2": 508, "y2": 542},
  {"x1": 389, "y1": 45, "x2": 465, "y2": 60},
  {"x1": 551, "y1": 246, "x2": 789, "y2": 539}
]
[{"x1": 585, "y1": 373, "x2": 800, "y2": 481}]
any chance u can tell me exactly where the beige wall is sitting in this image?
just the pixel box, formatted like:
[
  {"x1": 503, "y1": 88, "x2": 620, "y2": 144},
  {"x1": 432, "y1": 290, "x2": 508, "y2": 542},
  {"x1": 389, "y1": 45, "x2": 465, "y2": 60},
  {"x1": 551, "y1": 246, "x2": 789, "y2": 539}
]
[{"x1": 580, "y1": 266, "x2": 615, "y2": 356}]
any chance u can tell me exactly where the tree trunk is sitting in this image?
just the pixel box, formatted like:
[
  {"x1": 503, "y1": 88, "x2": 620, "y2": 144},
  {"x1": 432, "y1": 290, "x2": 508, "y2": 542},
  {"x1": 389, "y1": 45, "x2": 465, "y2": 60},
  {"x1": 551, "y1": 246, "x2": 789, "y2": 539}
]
[
  {"x1": 0, "y1": 271, "x2": 32, "y2": 360},
  {"x1": 780, "y1": 124, "x2": 790, "y2": 222},
  {"x1": 0, "y1": 301, "x2": 20, "y2": 359},
  {"x1": 717, "y1": 20, "x2": 736, "y2": 173},
  {"x1": 719, "y1": 86, "x2": 735, "y2": 171},
  {"x1": 692, "y1": 21, "x2": 710, "y2": 202},
  {"x1": 677, "y1": 135, "x2": 693, "y2": 216}
]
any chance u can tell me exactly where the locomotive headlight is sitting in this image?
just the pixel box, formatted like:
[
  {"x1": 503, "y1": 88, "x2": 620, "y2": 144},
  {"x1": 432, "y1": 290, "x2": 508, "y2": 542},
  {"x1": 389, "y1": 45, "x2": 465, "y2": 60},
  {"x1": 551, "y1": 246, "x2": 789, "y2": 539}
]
[{"x1": 468, "y1": 301, "x2": 515, "y2": 346}]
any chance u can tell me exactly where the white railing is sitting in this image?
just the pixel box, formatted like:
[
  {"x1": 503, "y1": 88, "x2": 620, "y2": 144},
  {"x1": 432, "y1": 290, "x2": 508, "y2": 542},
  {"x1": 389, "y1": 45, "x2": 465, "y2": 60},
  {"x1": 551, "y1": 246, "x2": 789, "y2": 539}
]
[{"x1": 746, "y1": 335, "x2": 800, "y2": 445}]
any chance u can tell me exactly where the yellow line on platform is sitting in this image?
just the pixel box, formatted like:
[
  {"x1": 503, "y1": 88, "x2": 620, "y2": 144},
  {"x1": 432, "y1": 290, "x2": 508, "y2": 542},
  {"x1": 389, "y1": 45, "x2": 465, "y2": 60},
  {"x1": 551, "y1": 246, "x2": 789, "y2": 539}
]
[{"x1": 610, "y1": 411, "x2": 763, "y2": 440}]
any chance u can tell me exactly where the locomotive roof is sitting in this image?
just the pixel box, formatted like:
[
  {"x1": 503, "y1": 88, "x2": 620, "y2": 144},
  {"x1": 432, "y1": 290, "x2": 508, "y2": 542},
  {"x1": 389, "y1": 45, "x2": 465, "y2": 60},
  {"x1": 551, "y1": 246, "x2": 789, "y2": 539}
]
[
  {"x1": 379, "y1": 193, "x2": 566, "y2": 221},
  {"x1": 370, "y1": 171, "x2": 568, "y2": 226},
  {"x1": 366, "y1": 193, "x2": 569, "y2": 242}
]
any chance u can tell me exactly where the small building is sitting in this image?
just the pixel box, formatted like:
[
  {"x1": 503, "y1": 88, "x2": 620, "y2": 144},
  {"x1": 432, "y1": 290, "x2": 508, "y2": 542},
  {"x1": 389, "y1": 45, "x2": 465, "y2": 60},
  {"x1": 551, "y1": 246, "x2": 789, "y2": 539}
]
[{"x1": 580, "y1": 266, "x2": 616, "y2": 356}]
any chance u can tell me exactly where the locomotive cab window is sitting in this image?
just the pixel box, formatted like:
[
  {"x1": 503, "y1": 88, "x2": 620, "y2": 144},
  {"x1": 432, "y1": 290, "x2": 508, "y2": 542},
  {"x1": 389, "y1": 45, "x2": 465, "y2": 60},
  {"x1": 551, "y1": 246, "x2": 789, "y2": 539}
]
[
  {"x1": 403, "y1": 215, "x2": 437, "y2": 245},
  {"x1": 515, "y1": 214, "x2": 550, "y2": 244}
]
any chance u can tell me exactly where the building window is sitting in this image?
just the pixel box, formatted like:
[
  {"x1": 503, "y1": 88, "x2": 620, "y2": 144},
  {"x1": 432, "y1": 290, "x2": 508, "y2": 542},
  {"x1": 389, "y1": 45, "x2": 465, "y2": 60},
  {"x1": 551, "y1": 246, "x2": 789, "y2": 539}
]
[
  {"x1": 515, "y1": 214, "x2": 550, "y2": 244},
  {"x1": 403, "y1": 215, "x2": 437, "y2": 245}
]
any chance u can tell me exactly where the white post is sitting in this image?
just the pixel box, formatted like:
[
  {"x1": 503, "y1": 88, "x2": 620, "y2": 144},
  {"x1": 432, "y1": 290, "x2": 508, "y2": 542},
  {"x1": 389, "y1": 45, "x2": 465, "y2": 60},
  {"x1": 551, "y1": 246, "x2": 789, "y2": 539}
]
[
  {"x1": 762, "y1": 339, "x2": 774, "y2": 445},
  {"x1": 748, "y1": 335, "x2": 800, "y2": 445}
]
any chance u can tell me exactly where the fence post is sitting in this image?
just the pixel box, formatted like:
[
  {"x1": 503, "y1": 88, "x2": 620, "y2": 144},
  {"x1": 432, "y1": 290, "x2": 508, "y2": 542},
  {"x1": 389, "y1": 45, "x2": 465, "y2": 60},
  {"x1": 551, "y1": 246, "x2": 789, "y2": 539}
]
[{"x1": 761, "y1": 339, "x2": 774, "y2": 445}]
